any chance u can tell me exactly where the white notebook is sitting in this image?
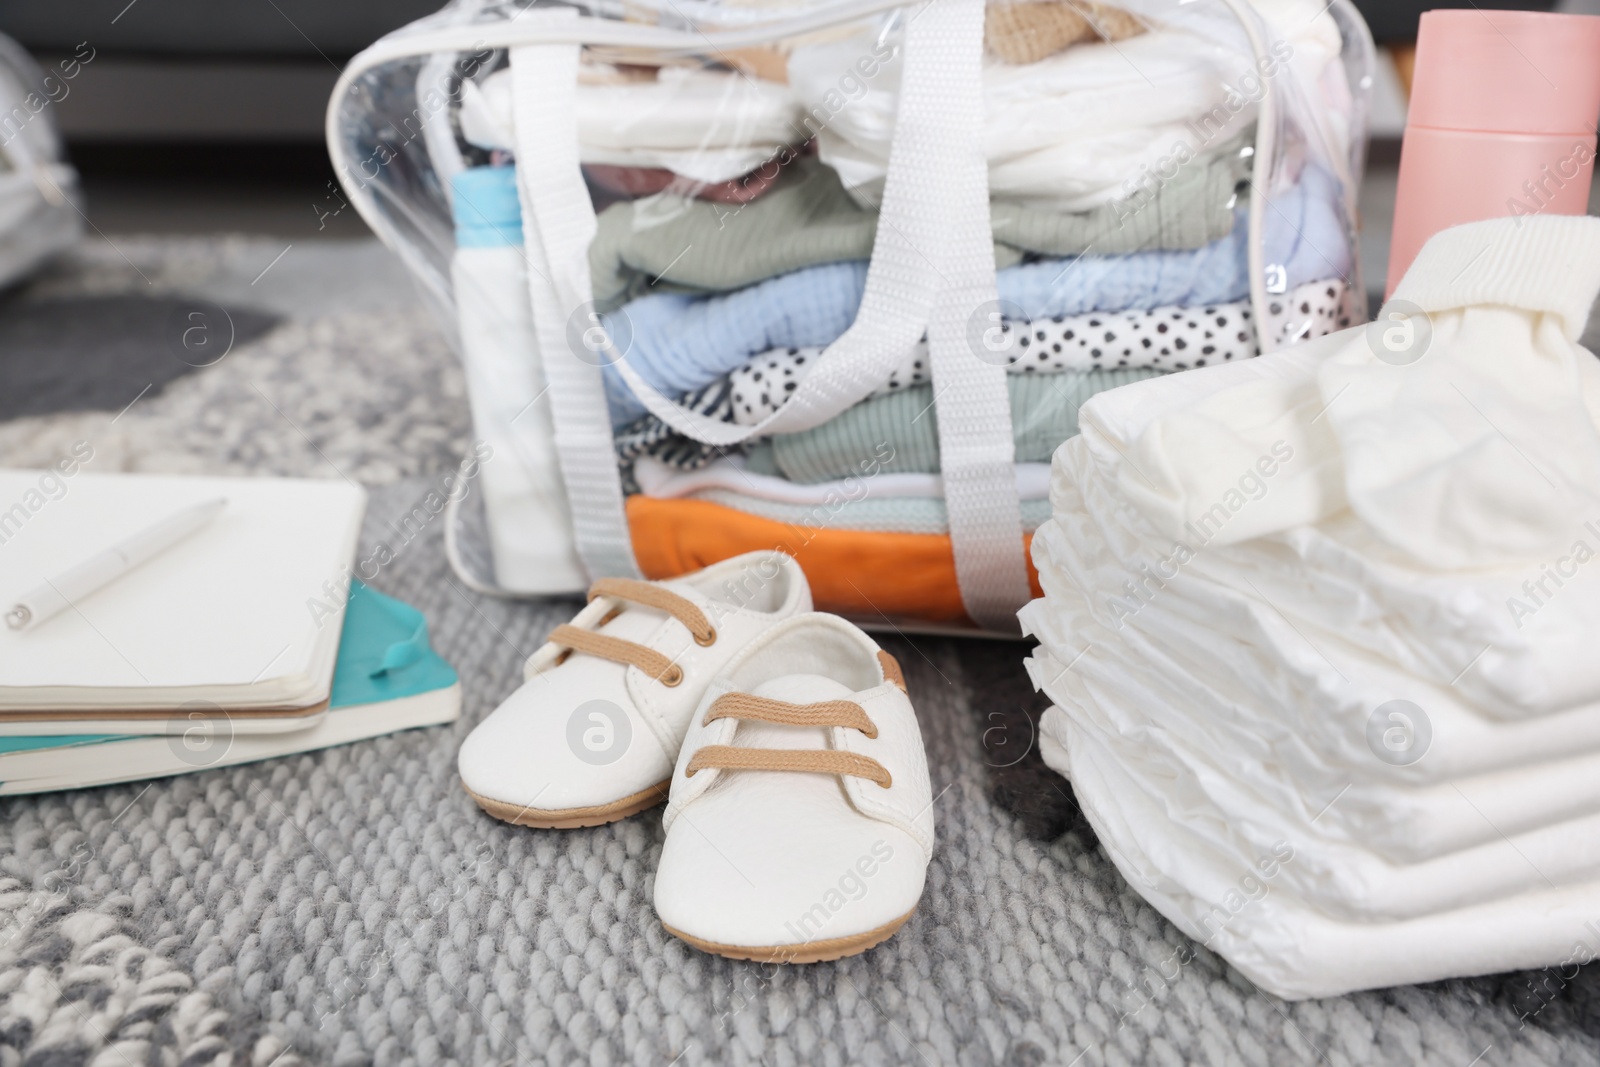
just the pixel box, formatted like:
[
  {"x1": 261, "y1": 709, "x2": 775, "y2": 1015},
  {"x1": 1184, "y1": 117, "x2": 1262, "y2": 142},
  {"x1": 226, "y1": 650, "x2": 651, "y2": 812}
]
[{"x1": 0, "y1": 469, "x2": 366, "y2": 723}]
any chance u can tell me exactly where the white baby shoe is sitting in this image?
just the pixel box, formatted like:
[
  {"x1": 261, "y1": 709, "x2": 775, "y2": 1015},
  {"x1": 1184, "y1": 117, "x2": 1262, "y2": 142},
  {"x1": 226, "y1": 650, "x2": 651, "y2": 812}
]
[
  {"x1": 654, "y1": 614, "x2": 935, "y2": 962},
  {"x1": 459, "y1": 551, "x2": 811, "y2": 828}
]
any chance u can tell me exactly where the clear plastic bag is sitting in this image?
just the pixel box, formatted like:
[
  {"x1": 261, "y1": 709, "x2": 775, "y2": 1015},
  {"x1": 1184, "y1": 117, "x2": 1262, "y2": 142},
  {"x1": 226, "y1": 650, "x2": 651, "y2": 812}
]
[{"x1": 328, "y1": 0, "x2": 1373, "y2": 632}]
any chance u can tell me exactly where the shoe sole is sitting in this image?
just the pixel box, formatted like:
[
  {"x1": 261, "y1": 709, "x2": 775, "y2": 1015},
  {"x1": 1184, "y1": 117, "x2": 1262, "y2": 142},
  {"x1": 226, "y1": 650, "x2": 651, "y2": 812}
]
[
  {"x1": 662, "y1": 906, "x2": 917, "y2": 964},
  {"x1": 464, "y1": 779, "x2": 670, "y2": 829}
]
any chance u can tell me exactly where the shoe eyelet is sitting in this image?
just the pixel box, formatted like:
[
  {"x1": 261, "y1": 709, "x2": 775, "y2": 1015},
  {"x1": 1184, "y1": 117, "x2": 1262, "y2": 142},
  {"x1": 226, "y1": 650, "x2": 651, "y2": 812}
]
[
  {"x1": 661, "y1": 664, "x2": 684, "y2": 687},
  {"x1": 694, "y1": 626, "x2": 717, "y2": 648}
]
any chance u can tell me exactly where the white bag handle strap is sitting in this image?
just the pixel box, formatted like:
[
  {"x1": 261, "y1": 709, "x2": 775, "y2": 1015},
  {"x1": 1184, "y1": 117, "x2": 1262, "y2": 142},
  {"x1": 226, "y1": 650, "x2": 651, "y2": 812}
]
[
  {"x1": 914, "y1": 0, "x2": 1032, "y2": 630},
  {"x1": 510, "y1": 13, "x2": 640, "y2": 580}
]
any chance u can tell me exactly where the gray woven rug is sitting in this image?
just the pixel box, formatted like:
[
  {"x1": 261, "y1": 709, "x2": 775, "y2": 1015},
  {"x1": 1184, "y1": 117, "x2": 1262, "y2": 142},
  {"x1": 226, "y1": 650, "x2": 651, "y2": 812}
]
[{"x1": 2, "y1": 236, "x2": 1599, "y2": 1067}]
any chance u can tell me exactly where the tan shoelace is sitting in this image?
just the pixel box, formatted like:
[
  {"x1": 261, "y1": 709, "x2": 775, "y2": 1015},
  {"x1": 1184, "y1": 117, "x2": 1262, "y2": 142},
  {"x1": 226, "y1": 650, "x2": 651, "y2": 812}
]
[
  {"x1": 547, "y1": 578, "x2": 716, "y2": 687},
  {"x1": 685, "y1": 692, "x2": 893, "y2": 788}
]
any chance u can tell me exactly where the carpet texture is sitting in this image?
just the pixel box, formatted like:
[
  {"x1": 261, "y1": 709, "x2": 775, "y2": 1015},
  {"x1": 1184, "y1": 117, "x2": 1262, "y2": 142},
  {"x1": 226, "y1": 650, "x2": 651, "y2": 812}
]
[
  {"x1": 0, "y1": 294, "x2": 281, "y2": 421},
  {"x1": 3, "y1": 237, "x2": 1600, "y2": 1067}
]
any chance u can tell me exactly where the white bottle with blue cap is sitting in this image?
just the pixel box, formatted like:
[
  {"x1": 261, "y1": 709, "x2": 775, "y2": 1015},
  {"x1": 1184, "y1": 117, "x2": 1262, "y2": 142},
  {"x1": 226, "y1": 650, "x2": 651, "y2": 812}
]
[{"x1": 451, "y1": 164, "x2": 586, "y2": 593}]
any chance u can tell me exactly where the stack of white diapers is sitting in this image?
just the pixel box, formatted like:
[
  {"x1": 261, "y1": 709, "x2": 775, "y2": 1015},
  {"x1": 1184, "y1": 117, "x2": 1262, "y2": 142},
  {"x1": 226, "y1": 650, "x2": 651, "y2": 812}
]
[{"x1": 1022, "y1": 214, "x2": 1600, "y2": 999}]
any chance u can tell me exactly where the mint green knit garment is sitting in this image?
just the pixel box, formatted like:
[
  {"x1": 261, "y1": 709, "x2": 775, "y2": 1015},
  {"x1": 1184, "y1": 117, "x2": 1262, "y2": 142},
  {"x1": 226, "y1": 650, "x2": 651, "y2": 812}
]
[
  {"x1": 747, "y1": 367, "x2": 1163, "y2": 484},
  {"x1": 589, "y1": 140, "x2": 1251, "y2": 311}
]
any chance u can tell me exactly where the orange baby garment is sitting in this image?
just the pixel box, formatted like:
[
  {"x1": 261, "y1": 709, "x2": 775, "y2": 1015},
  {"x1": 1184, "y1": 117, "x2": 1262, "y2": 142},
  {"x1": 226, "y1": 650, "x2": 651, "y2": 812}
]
[{"x1": 627, "y1": 496, "x2": 1043, "y2": 626}]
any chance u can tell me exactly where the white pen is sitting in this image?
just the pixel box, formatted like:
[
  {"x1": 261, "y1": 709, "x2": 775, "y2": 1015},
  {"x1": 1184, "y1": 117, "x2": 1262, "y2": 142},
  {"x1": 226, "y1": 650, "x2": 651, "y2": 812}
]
[{"x1": 5, "y1": 497, "x2": 227, "y2": 631}]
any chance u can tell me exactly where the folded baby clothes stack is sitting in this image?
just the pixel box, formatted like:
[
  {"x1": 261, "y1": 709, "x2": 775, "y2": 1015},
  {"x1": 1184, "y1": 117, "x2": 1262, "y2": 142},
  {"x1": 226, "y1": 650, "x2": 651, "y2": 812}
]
[
  {"x1": 1022, "y1": 214, "x2": 1600, "y2": 998},
  {"x1": 597, "y1": 10, "x2": 1355, "y2": 623},
  {"x1": 451, "y1": 1, "x2": 1359, "y2": 624},
  {"x1": 599, "y1": 167, "x2": 1354, "y2": 425}
]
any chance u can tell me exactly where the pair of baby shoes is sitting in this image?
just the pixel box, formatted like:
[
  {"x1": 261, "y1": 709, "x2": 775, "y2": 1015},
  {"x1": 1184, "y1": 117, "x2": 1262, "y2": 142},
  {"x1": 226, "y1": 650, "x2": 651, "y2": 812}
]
[{"x1": 457, "y1": 551, "x2": 935, "y2": 962}]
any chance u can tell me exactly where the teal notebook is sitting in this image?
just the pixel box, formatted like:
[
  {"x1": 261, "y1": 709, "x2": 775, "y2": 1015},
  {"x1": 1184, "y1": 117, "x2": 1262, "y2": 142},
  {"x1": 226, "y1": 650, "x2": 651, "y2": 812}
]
[{"x1": 0, "y1": 583, "x2": 460, "y2": 791}]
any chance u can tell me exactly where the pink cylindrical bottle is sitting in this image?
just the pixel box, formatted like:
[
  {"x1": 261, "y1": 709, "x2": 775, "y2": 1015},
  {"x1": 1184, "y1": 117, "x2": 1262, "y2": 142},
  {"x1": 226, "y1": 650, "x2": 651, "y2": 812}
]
[{"x1": 1386, "y1": 9, "x2": 1600, "y2": 297}]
